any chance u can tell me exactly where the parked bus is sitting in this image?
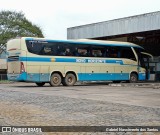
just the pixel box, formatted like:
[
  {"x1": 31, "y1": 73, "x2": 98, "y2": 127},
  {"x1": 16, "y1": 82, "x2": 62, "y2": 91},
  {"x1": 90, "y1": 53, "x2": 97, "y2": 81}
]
[{"x1": 7, "y1": 37, "x2": 152, "y2": 86}]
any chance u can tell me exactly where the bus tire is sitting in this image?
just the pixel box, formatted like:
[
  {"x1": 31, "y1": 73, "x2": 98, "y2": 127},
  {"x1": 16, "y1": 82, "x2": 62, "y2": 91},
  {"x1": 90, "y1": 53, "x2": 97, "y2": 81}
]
[
  {"x1": 50, "y1": 73, "x2": 62, "y2": 86},
  {"x1": 36, "y1": 82, "x2": 45, "y2": 87},
  {"x1": 62, "y1": 73, "x2": 76, "y2": 86},
  {"x1": 129, "y1": 73, "x2": 138, "y2": 83}
]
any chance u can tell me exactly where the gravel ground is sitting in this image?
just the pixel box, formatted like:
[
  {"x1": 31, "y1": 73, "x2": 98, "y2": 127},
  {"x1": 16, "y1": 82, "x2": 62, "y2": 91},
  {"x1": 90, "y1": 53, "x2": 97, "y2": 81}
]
[{"x1": 0, "y1": 83, "x2": 160, "y2": 135}]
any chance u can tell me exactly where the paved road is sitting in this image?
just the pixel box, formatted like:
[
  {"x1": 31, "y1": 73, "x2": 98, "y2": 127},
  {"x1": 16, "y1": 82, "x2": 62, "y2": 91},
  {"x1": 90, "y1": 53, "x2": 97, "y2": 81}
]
[{"x1": 0, "y1": 82, "x2": 160, "y2": 134}]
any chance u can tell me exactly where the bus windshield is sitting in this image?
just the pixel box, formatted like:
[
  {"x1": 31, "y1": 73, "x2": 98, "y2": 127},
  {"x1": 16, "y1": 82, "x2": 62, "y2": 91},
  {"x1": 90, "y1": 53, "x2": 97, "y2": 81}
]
[{"x1": 134, "y1": 47, "x2": 152, "y2": 68}]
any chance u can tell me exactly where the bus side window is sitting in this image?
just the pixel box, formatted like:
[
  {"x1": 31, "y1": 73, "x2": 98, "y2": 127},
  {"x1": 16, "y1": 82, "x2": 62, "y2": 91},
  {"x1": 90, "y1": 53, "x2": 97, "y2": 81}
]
[
  {"x1": 91, "y1": 46, "x2": 105, "y2": 57},
  {"x1": 65, "y1": 48, "x2": 72, "y2": 56},
  {"x1": 105, "y1": 47, "x2": 121, "y2": 58},
  {"x1": 59, "y1": 49, "x2": 65, "y2": 56},
  {"x1": 50, "y1": 45, "x2": 58, "y2": 56},
  {"x1": 57, "y1": 43, "x2": 65, "y2": 56},
  {"x1": 111, "y1": 48, "x2": 120, "y2": 58},
  {"x1": 92, "y1": 50, "x2": 102, "y2": 57},
  {"x1": 78, "y1": 48, "x2": 88, "y2": 57},
  {"x1": 105, "y1": 48, "x2": 110, "y2": 57},
  {"x1": 27, "y1": 41, "x2": 42, "y2": 55},
  {"x1": 73, "y1": 47, "x2": 80, "y2": 56},
  {"x1": 39, "y1": 44, "x2": 54, "y2": 56},
  {"x1": 121, "y1": 47, "x2": 136, "y2": 61}
]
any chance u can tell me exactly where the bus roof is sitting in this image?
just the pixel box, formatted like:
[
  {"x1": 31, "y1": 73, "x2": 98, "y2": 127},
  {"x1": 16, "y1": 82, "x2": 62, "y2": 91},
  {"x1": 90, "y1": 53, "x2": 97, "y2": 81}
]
[
  {"x1": 23, "y1": 37, "x2": 143, "y2": 49},
  {"x1": 76, "y1": 39, "x2": 143, "y2": 48}
]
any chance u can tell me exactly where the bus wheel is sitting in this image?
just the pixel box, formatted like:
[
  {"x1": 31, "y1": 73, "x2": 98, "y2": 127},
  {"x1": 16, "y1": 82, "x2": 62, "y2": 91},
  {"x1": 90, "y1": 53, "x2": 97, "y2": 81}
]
[
  {"x1": 50, "y1": 73, "x2": 62, "y2": 86},
  {"x1": 63, "y1": 73, "x2": 76, "y2": 86},
  {"x1": 130, "y1": 73, "x2": 138, "y2": 83},
  {"x1": 36, "y1": 82, "x2": 45, "y2": 87}
]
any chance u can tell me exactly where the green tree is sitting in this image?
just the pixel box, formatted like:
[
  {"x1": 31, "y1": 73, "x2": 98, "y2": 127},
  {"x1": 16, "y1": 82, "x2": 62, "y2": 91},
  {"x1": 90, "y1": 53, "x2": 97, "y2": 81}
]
[{"x1": 0, "y1": 10, "x2": 44, "y2": 57}]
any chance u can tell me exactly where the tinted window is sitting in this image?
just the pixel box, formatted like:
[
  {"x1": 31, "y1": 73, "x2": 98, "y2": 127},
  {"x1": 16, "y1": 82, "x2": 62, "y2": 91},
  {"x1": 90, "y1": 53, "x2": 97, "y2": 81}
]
[
  {"x1": 26, "y1": 40, "x2": 43, "y2": 55},
  {"x1": 120, "y1": 47, "x2": 136, "y2": 61},
  {"x1": 91, "y1": 46, "x2": 105, "y2": 57},
  {"x1": 40, "y1": 42, "x2": 58, "y2": 56},
  {"x1": 26, "y1": 40, "x2": 136, "y2": 60},
  {"x1": 105, "y1": 47, "x2": 121, "y2": 58},
  {"x1": 26, "y1": 40, "x2": 64, "y2": 56},
  {"x1": 72, "y1": 44, "x2": 90, "y2": 57},
  {"x1": 57, "y1": 43, "x2": 75, "y2": 56}
]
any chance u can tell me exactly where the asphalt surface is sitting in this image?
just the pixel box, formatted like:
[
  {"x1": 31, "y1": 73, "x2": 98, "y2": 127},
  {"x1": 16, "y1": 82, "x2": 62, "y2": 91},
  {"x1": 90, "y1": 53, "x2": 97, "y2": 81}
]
[{"x1": 0, "y1": 82, "x2": 160, "y2": 135}]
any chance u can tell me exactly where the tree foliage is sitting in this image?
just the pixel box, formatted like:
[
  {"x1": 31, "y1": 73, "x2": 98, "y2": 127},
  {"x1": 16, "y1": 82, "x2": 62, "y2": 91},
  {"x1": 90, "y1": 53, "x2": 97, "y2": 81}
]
[{"x1": 0, "y1": 10, "x2": 44, "y2": 55}]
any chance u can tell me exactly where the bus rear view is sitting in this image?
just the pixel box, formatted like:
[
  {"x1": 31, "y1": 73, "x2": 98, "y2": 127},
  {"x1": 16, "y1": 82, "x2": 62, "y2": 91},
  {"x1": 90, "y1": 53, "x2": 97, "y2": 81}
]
[{"x1": 7, "y1": 38, "x2": 26, "y2": 81}]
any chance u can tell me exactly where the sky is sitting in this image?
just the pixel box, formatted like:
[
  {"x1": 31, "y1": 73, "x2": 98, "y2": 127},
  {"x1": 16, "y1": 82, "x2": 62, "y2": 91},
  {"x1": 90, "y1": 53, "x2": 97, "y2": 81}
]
[{"x1": 1, "y1": 0, "x2": 160, "y2": 39}]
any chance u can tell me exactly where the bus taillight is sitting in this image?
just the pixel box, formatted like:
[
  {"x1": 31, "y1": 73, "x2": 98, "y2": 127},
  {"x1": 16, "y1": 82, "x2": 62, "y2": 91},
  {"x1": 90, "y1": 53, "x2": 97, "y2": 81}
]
[{"x1": 20, "y1": 62, "x2": 25, "y2": 73}]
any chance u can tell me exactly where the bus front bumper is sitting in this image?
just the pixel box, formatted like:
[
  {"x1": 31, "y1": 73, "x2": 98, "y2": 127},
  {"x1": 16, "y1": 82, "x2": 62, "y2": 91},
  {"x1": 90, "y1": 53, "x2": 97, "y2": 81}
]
[{"x1": 138, "y1": 73, "x2": 146, "y2": 80}]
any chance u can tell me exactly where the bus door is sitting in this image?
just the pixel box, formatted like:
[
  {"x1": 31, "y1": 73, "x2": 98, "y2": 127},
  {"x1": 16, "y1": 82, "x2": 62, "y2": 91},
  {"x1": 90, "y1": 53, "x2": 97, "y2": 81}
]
[{"x1": 140, "y1": 52, "x2": 153, "y2": 80}]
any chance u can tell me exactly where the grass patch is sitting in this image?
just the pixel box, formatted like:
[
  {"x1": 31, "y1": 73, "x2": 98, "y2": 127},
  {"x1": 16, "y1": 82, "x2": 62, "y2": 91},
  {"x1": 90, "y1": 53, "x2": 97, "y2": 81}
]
[{"x1": 0, "y1": 80, "x2": 13, "y2": 83}]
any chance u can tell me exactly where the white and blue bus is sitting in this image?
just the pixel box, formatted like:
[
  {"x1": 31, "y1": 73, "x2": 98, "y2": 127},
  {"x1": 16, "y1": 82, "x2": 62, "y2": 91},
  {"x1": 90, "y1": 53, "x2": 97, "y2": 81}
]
[{"x1": 7, "y1": 37, "x2": 152, "y2": 86}]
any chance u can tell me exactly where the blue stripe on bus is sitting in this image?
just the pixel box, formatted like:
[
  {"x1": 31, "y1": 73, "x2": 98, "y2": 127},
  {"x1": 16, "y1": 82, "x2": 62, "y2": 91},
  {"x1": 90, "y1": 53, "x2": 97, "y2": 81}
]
[
  {"x1": 8, "y1": 56, "x2": 139, "y2": 66},
  {"x1": 15, "y1": 57, "x2": 124, "y2": 65},
  {"x1": 106, "y1": 60, "x2": 123, "y2": 64},
  {"x1": 55, "y1": 58, "x2": 77, "y2": 62},
  {"x1": 7, "y1": 72, "x2": 146, "y2": 82},
  {"x1": 78, "y1": 73, "x2": 129, "y2": 81},
  {"x1": 20, "y1": 57, "x2": 51, "y2": 62}
]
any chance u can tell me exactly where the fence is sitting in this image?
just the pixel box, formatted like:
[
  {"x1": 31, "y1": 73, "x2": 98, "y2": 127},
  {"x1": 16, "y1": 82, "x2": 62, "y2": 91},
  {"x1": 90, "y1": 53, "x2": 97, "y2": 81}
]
[{"x1": 0, "y1": 74, "x2": 7, "y2": 81}]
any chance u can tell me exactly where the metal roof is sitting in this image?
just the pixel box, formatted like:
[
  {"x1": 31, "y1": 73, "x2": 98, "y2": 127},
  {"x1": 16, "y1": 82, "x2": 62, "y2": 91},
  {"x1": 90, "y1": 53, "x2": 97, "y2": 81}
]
[{"x1": 67, "y1": 11, "x2": 160, "y2": 39}]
